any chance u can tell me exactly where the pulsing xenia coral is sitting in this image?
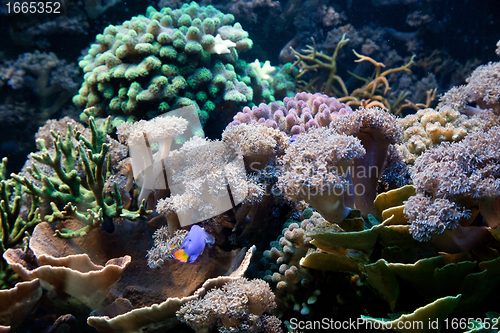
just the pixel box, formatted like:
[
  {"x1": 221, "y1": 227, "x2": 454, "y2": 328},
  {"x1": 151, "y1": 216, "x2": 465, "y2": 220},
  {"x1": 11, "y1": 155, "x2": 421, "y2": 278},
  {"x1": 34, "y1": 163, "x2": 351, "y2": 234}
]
[
  {"x1": 438, "y1": 60, "x2": 500, "y2": 117},
  {"x1": 73, "y1": 2, "x2": 291, "y2": 124},
  {"x1": 146, "y1": 226, "x2": 188, "y2": 268},
  {"x1": 11, "y1": 114, "x2": 149, "y2": 238},
  {"x1": 221, "y1": 123, "x2": 288, "y2": 232},
  {"x1": 222, "y1": 123, "x2": 289, "y2": 169},
  {"x1": 177, "y1": 277, "x2": 280, "y2": 333},
  {"x1": 331, "y1": 107, "x2": 402, "y2": 218},
  {"x1": 463, "y1": 61, "x2": 500, "y2": 114},
  {"x1": 156, "y1": 136, "x2": 249, "y2": 229},
  {"x1": 277, "y1": 127, "x2": 365, "y2": 223},
  {"x1": 405, "y1": 126, "x2": 500, "y2": 243}
]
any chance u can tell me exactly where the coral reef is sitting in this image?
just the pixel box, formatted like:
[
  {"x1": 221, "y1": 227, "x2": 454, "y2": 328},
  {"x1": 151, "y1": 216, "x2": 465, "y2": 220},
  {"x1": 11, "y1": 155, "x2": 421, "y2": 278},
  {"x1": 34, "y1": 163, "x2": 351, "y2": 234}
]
[
  {"x1": 463, "y1": 61, "x2": 500, "y2": 114},
  {"x1": 3, "y1": 2, "x2": 500, "y2": 332},
  {"x1": 299, "y1": 185, "x2": 500, "y2": 328},
  {"x1": 397, "y1": 106, "x2": 500, "y2": 164},
  {"x1": 73, "y1": 2, "x2": 293, "y2": 125},
  {"x1": 87, "y1": 245, "x2": 256, "y2": 332},
  {"x1": 73, "y1": 2, "x2": 252, "y2": 121},
  {"x1": 4, "y1": 243, "x2": 131, "y2": 310},
  {"x1": 221, "y1": 123, "x2": 286, "y2": 234},
  {"x1": 11, "y1": 114, "x2": 148, "y2": 238},
  {"x1": 0, "y1": 279, "x2": 42, "y2": 331},
  {"x1": 116, "y1": 113, "x2": 189, "y2": 204},
  {"x1": 156, "y1": 136, "x2": 249, "y2": 229},
  {"x1": 221, "y1": 122, "x2": 289, "y2": 169},
  {"x1": 0, "y1": 51, "x2": 81, "y2": 171},
  {"x1": 229, "y1": 92, "x2": 353, "y2": 136},
  {"x1": 290, "y1": 36, "x2": 426, "y2": 114},
  {"x1": 83, "y1": 0, "x2": 123, "y2": 19},
  {"x1": 0, "y1": 157, "x2": 41, "y2": 288},
  {"x1": 177, "y1": 277, "x2": 279, "y2": 333},
  {"x1": 146, "y1": 227, "x2": 188, "y2": 268},
  {"x1": 262, "y1": 212, "x2": 326, "y2": 316},
  {"x1": 332, "y1": 107, "x2": 401, "y2": 217},
  {"x1": 0, "y1": 51, "x2": 80, "y2": 120},
  {"x1": 277, "y1": 127, "x2": 365, "y2": 223},
  {"x1": 438, "y1": 60, "x2": 500, "y2": 118},
  {"x1": 377, "y1": 144, "x2": 411, "y2": 191},
  {"x1": 405, "y1": 126, "x2": 500, "y2": 244}
]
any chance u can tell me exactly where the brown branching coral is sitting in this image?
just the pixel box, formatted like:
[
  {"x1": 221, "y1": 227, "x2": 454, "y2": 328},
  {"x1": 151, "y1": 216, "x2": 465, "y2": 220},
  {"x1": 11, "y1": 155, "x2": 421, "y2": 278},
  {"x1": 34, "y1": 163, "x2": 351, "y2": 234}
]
[
  {"x1": 176, "y1": 277, "x2": 279, "y2": 333},
  {"x1": 277, "y1": 127, "x2": 365, "y2": 223},
  {"x1": 339, "y1": 50, "x2": 415, "y2": 112},
  {"x1": 377, "y1": 144, "x2": 411, "y2": 192},
  {"x1": 291, "y1": 34, "x2": 350, "y2": 97},
  {"x1": 290, "y1": 36, "x2": 421, "y2": 114}
]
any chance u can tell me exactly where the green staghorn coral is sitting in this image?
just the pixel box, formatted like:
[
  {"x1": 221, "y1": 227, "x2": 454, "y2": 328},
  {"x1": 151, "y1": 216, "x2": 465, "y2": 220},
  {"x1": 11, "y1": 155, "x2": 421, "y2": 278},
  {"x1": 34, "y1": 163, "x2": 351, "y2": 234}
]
[
  {"x1": 0, "y1": 158, "x2": 41, "y2": 288},
  {"x1": 11, "y1": 113, "x2": 149, "y2": 238}
]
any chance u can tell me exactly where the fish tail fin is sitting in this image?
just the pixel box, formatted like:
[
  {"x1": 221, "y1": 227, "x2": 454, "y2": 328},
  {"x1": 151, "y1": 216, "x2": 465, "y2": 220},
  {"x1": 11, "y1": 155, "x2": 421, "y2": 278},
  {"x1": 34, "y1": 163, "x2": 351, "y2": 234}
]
[
  {"x1": 174, "y1": 249, "x2": 189, "y2": 263},
  {"x1": 205, "y1": 233, "x2": 215, "y2": 246}
]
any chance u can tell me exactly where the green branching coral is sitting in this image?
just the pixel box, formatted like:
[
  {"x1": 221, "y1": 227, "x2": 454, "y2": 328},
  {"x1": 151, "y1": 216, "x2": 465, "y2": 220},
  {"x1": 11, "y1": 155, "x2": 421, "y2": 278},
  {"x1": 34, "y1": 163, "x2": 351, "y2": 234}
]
[
  {"x1": 11, "y1": 114, "x2": 149, "y2": 238},
  {"x1": 73, "y1": 2, "x2": 293, "y2": 124},
  {"x1": 0, "y1": 158, "x2": 41, "y2": 288}
]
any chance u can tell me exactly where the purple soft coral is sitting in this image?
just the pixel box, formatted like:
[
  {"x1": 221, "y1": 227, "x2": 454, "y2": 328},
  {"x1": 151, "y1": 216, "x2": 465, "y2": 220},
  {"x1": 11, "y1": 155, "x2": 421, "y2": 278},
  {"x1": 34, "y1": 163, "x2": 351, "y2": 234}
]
[{"x1": 229, "y1": 92, "x2": 352, "y2": 135}]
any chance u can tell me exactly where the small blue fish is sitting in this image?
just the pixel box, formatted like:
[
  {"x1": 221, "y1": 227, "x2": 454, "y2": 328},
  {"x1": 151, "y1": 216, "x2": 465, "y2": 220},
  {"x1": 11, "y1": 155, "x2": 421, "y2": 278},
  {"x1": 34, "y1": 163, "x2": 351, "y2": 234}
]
[
  {"x1": 289, "y1": 135, "x2": 298, "y2": 144},
  {"x1": 174, "y1": 225, "x2": 215, "y2": 263}
]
